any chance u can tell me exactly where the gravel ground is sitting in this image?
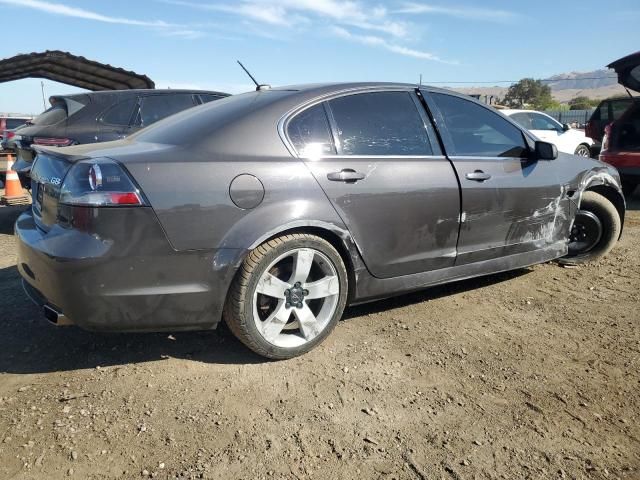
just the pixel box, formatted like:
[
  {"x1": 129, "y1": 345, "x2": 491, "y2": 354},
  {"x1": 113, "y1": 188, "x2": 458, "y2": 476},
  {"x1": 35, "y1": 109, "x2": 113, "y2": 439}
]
[{"x1": 0, "y1": 194, "x2": 639, "y2": 480}]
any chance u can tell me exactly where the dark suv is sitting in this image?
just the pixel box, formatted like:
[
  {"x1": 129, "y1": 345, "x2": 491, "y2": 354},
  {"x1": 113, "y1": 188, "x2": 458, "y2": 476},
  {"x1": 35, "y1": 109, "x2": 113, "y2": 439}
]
[
  {"x1": 586, "y1": 96, "x2": 638, "y2": 153},
  {"x1": 599, "y1": 51, "x2": 640, "y2": 196},
  {"x1": 13, "y1": 89, "x2": 228, "y2": 172}
]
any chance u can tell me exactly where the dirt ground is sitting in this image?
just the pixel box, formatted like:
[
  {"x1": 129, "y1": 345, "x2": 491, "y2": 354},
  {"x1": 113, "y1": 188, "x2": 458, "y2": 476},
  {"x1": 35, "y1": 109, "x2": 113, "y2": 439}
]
[{"x1": 0, "y1": 194, "x2": 639, "y2": 480}]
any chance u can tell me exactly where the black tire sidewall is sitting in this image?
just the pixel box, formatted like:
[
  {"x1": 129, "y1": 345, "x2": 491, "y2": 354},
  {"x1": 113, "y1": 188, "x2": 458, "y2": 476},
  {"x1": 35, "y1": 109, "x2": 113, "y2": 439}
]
[
  {"x1": 565, "y1": 191, "x2": 620, "y2": 263},
  {"x1": 240, "y1": 236, "x2": 348, "y2": 359}
]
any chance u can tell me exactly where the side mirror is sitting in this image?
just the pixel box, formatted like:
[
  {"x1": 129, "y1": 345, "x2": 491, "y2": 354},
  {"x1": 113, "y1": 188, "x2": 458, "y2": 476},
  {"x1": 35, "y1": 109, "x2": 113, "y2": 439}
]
[
  {"x1": 535, "y1": 141, "x2": 558, "y2": 161},
  {"x1": 562, "y1": 123, "x2": 571, "y2": 132}
]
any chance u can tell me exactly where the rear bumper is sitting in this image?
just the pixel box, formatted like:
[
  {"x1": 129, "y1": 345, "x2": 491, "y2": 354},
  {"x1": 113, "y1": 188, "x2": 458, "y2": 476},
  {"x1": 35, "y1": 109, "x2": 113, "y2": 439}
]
[
  {"x1": 15, "y1": 207, "x2": 245, "y2": 332},
  {"x1": 600, "y1": 152, "x2": 640, "y2": 180}
]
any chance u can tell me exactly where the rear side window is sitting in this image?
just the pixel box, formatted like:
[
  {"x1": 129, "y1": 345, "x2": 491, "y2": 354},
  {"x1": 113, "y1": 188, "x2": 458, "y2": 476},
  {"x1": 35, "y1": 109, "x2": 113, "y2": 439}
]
[
  {"x1": 31, "y1": 105, "x2": 67, "y2": 126},
  {"x1": 611, "y1": 99, "x2": 633, "y2": 121},
  {"x1": 287, "y1": 104, "x2": 335, "y2": 157},
  {"x1": 138, "y1": 94, "x2": 196, "y2": 127},
  {"x1": 328, "y1": 92, "x2": 433, "y2": 156},
  {"x1": 431, "y1": 93, "x2": 527, "y2": 158},
  {"x1": 100, "y1": 98, "x2": 137, "y2": 126},
  {"x1": 5, "y1": 119, "x2": 28, "y2": 129}
]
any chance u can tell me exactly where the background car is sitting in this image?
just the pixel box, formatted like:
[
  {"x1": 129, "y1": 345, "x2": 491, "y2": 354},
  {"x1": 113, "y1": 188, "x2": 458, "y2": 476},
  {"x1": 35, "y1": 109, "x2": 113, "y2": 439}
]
[
  {"x1": 0, "y1": 114, "x2": 31, "y2": 148},
  {"x1": 599, "y1": 51, "x2": 640, "y2": 197},
  {"x1": 503, "y1": 109, "x2": 593, "y2": 157},
  {"x1": 586, "y1": 96, "x2": 638, "y2": 153},
  {"x1": 12, "y1": 89, "x2": 229, "y2": 173},
  {"x1": 16, "y1": 83, "x2": 624, "y2": 360}
]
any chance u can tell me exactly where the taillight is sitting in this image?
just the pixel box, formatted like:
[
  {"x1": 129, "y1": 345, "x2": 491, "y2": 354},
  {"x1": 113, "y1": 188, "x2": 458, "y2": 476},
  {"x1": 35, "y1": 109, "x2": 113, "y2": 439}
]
[
  {"x1": 59, "y1": 158, "x2": 146, "y2": 207},
  {"x1": 34, "y1": 137, "x2": 74, "y2": 147},
  {"x1": 7, "y1": 131, "x2": 15, "y2": 140}
]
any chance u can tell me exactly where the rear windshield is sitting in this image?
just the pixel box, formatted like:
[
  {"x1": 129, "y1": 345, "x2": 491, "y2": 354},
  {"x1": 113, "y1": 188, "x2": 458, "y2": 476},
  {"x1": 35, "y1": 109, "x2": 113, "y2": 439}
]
[
  {"x1": 31, "y1": 105, "x2": 67, "y2": 126},
  {"x1": 135, "y1": 90, "x2": 292, "y2": 146}
]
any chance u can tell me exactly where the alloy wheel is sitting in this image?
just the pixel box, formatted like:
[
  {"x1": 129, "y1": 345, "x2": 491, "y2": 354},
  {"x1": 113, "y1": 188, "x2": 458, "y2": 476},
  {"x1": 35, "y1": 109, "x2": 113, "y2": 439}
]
[
  {"x1": 252, "y1": 248, "x2": 340, "y2": 348},
  {"x1": 575, "y1": 145, "x2": 591, "y2": 157}
]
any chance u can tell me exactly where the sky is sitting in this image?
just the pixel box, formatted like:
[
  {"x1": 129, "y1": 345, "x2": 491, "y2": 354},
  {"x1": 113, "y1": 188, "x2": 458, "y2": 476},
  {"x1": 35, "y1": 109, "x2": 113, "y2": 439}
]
[{"x1": 0, "y1": 0, "x2": 638, "y2": 114}]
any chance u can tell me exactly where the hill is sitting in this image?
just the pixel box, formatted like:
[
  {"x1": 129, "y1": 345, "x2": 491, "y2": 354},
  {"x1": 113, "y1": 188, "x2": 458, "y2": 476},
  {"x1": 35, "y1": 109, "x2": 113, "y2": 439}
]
[{"x1": 453, "y1": 69, "x2": 630, "y2": 104}]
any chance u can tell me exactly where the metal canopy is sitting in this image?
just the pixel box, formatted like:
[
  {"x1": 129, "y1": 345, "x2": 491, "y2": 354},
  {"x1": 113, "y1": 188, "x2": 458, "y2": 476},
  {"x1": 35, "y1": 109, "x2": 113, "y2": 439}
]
[{"x1": 0, "y1": 50, "x2": 155, "y2": 91}]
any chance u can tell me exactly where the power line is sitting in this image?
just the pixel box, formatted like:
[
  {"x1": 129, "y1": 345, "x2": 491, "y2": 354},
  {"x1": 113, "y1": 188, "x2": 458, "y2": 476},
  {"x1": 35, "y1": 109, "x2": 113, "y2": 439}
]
[{"x1": 426, "y1": 76, "x2": 618, "y2": 85}]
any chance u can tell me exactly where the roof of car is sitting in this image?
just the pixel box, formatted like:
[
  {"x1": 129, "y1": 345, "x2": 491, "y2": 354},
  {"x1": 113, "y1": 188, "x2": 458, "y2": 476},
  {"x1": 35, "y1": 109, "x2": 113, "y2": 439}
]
[
  {"x1": 56, "y1": 89, "x2": 230, "y2": 99},
  {"x1": 269, "y1": 81, "x2": 455, "y2": 96}
]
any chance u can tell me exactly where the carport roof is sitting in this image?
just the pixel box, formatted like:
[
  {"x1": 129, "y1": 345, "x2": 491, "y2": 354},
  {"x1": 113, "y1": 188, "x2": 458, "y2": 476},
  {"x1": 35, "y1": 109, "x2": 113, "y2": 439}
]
[{"x1": 0, "y1": 50, "x2": 155, "y2": 91}]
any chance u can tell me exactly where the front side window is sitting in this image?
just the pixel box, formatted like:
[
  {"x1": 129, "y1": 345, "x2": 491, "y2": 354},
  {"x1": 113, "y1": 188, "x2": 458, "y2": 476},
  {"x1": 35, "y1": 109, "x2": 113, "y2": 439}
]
[
  {"x1": 431, "y1": 93, "x2": 527, "y2": 158},
  {"x1": 138, "y1": 94, "x2": 196, "y2": 127},
  {"x1": 529, "y1": 113, "x2": 561, "y2": 131},
  {"x1": 328, "y1": 91, "x2": 433, "y2": 156},
  {"x1": 287, "y1": 104, "x2": 335, "y2": 157},
  {"x1": 100, "y1": 98, "x2": 137, "y2": 126}
]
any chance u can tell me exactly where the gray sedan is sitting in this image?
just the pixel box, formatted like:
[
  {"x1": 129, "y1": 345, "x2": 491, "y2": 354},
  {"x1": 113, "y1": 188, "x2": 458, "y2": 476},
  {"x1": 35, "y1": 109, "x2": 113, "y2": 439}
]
[{"x1": 16, "y1": 83, "x2": 625, "y2": 359}]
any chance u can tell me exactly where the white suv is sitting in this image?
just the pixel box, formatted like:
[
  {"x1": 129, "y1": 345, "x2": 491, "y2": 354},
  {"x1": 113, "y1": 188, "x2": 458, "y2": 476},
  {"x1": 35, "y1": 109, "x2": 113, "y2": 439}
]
[{"x1": 503, "y1": 109, "x2": 593, "y2": 157}]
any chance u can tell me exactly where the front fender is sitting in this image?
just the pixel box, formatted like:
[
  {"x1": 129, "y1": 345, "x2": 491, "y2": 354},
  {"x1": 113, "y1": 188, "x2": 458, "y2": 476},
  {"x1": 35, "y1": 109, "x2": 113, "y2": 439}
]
[{"x1": 575, "y1": 165, "x2": 626, "y2": 237}]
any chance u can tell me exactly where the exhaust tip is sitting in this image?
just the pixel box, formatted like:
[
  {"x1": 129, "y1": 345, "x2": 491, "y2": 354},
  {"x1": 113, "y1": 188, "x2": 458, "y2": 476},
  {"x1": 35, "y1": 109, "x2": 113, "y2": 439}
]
[{"x1": 43, "y1": 305, "x2": 73, "y2": 326}]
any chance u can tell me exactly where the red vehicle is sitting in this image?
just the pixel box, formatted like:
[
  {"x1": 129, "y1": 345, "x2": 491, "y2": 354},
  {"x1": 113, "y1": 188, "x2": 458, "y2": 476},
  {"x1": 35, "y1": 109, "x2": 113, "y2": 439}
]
[{"x1": 600, "y1": 51, "x2": 640, "y2": 196}]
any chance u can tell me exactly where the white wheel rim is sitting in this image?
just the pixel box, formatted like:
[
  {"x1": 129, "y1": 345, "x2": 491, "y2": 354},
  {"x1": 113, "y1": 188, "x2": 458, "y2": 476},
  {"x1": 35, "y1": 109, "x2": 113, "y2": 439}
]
[{"x1": 252, "y1": 248, "x2": 340, "y2": 349}]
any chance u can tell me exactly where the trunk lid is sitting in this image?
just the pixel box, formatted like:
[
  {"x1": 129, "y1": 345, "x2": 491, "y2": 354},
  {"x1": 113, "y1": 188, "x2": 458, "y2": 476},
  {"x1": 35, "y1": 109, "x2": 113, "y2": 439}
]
[
  {"x1": 29, "y1": 149, "x2": 77, "y2": 231},
  {"x1": 608, "y1": 51, "x2": 640, "y2": 93}
]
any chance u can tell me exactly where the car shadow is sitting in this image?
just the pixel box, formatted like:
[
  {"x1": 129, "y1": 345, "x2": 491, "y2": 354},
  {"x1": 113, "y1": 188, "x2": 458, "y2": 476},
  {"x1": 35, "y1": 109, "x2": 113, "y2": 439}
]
[
  {"x1": 343, "y1": 268, "x2": 528, "y2": 319},
  {"x1": 0, "y1": 259, "x2": 531, "y2": 374}
]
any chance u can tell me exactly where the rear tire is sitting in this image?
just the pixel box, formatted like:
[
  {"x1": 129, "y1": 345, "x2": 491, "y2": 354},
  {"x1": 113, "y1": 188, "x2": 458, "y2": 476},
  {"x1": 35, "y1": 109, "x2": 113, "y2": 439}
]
[
  {"x1": 223, "y1": 234, "x2": 348, "y2": 359},
  {"x1": 560, "y1": 191, "x2": 621, "y2": 265},
  {"x1": 574, "y1": 144, "x2": 591, "y2": 157}
]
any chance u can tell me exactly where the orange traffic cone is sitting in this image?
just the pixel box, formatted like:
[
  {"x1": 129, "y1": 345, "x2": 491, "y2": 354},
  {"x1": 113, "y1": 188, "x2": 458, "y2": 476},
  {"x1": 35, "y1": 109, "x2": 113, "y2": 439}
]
[{"x1": 1, "y1": 154, "x2": 30, "y2": 206}]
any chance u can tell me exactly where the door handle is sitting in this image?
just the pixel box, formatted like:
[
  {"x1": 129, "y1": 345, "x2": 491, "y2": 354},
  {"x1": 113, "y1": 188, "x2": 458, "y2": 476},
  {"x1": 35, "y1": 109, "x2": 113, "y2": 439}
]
[
  {"x1": 327, "y1": 169, "x2": 366, "y2": 183},
  {"x1": 465, "y1": 170, "x2": 491, "y2": 182}
]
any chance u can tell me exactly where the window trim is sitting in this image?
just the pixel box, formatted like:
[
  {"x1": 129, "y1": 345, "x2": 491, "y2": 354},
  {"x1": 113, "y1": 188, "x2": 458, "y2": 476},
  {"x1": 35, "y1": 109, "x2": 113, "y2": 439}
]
[
  {"x1": 423, "y1": 91, "x2": 535, "y2": 159},
  {"x1": 278, "y1": 86, "x2": 441, "y2": 159}
]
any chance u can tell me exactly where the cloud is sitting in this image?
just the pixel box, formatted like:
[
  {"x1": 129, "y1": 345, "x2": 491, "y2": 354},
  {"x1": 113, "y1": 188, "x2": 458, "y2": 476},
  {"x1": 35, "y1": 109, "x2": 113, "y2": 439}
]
[
  {"x1": 163, "y1": 0, "x2": 409, "y2": 38},
  {"x1": 0, "y1": 0, "x2": 206, "y2": 37},
  {"x1": 396, "y1": 3, "x2": 519, "y2": 22},
  {"x1": 330, "y1": 26, "x2": 453, "y2": 63}
]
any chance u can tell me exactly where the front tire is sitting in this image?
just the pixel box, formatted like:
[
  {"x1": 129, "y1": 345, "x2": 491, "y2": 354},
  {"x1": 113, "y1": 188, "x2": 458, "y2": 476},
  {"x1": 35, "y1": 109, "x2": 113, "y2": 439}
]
[
  {"x1": 560, "y1": 191, "x2": 621, "y2": 265},
  {"x1": 574, "y1": 144, "x2": 591, "y2": 157},
  {"x1": 224, "y1": 234, "x2": 348, "y2": 359}
]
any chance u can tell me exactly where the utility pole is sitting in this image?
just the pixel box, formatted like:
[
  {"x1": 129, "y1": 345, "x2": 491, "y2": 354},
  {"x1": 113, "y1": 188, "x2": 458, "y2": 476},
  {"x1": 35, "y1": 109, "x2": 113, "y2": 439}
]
[{"x1": 41, "y1": 81, "x2": 46, "y2": 110}]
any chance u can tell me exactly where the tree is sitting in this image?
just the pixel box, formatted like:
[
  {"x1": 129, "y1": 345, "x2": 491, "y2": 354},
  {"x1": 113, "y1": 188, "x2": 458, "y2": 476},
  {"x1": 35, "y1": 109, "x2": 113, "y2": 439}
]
[
  {"x1": 568, "y1": 96, "x2": 598, "y2": 110},
  {"x1": 504, "y1": 78, "x2": 554, "y2": 110}
]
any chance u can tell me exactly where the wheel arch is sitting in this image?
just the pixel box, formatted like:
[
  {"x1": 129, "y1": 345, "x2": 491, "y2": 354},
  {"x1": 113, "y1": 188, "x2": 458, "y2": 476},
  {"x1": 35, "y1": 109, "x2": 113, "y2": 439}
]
[{"x1": 247, "y1": 222, "x2": 364, "y2": 303}]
